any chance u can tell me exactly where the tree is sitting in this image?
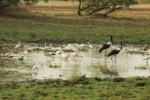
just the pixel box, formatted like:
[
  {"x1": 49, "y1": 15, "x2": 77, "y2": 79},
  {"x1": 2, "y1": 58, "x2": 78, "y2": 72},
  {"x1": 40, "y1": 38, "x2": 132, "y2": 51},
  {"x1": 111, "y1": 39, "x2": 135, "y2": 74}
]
[
  {"x1": 0, "y1": 0, "x2": 49, "y2": 10},
  {"x1": 77, "y1": 0, "x2": 137, "y2": 16},
  {"x1": 78, "y1": 0, "x2": 82, "y2": 16}
]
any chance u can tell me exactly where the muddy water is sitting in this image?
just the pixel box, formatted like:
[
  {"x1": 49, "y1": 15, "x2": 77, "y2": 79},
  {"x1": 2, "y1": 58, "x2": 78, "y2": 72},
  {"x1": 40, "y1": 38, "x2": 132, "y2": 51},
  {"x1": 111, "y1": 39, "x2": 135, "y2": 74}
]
[{"x1": 0, "y1": 44, "x2": 150, "y2": 81}]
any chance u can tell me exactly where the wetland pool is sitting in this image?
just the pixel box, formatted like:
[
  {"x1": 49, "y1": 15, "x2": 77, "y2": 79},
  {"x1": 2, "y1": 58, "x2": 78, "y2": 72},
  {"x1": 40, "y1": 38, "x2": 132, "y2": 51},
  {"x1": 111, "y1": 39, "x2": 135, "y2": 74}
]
[{"x1": 0, "y1": 43, "x2": 150, "y2": 81}]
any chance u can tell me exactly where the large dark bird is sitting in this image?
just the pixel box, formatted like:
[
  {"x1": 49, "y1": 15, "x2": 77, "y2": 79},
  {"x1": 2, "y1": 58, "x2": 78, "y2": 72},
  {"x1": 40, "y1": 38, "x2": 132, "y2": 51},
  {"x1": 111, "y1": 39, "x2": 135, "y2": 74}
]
[
  {"x1": 107, "y1": 42, "x2": 123, "y2": 57},
  {"x1": 99, "y1": 36, "x2": 113, "y2": 53}
]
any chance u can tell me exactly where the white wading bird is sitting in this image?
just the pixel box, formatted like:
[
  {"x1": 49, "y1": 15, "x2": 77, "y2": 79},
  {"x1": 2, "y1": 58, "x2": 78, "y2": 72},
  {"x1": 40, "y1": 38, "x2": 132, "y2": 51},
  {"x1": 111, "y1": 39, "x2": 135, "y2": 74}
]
[{"x1": 15, "y1": 41, "x2": 21, "y2": 49}]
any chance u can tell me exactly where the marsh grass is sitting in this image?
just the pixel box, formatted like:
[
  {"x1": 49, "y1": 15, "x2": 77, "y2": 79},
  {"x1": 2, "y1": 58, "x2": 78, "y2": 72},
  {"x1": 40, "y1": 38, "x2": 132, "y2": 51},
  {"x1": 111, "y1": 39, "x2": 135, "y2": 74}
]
[
  {"x1": 0, "y1": 70, "x2": 24, "y2": 81},
  {"x1": 49, "y1": 64, "x2": 60, "y2": 68},
  {"x1": 0, "y1": 45, "x2": 25, "y2": 54},
  {"x1": 101, "y1": 68, "x2": 118, "y2": 76},
  {"x1": 78, "y1": 48, "x2": 88, "y2": 52},
  {"x1": 127, "y1": 50, "x2": 145, "y2": 55},
  {"x1": 63, "y1": 49, "x2": 74, "y2": 52},
  {"x1": 70, "y1": 75, "x2": 87, "y2": 81},
  {"x1": 95, "y1": 65, "x2": 119, "y2": 76},
  {"x1": 0, "y1": 77, "x2": 150, "y2": 100},
  {"x1": 135, "y1": 66, "x2": 147, "y2": 70}
]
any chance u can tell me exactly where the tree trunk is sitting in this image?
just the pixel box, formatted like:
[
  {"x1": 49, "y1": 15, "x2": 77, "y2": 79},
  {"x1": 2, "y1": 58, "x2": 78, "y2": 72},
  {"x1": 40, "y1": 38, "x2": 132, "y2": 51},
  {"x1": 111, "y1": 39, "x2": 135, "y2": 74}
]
[{"x1": 77, "y1": 0, "x2": 82, "y2": 16}]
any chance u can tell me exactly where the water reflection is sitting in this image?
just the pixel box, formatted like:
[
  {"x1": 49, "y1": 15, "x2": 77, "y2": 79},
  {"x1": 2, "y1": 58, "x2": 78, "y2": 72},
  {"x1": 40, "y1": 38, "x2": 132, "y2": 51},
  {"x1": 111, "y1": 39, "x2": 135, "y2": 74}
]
[{"x1": 0, "y1": 44, "x2": 150, "y2": 80}]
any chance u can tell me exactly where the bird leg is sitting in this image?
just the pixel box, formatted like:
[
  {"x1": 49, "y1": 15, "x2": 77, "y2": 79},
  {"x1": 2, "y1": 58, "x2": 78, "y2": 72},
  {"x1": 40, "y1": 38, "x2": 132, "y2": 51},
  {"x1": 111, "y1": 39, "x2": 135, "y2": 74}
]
[
  {"x1": 104, "y1": 56, "x2": 107, "y2": 67},
  {"x1": 146, "y1": 54, "x2": 149, "y2": 67},
  {"x1": 104, "y1": 50, "x2": 108, "y2": 67},
  {"x1": 111, "y1": 57, "x2": 113, "y2": 67},
  {"x1": 114, "y1": 55, "x2": 117, "y2": 67},
  {"x1": 126, "y1": 52, "x2": 129, "y2": 68},
  {"x1": 105, "y1": 50, "x2": 107, "y2": 57},
  {"x1": 106, "y1": 56, "x2": 108, "y2": 67}
]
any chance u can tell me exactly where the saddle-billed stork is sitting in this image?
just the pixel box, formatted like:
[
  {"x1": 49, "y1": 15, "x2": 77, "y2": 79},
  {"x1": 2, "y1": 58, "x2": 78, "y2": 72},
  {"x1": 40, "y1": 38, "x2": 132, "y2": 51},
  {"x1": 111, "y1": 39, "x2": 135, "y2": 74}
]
[
  {"x1": 99, "y1": 36, "x2": 113, "y2": 53},
  {"x1": 107, "y1": 42, "x2": 123, "y2": 57}
]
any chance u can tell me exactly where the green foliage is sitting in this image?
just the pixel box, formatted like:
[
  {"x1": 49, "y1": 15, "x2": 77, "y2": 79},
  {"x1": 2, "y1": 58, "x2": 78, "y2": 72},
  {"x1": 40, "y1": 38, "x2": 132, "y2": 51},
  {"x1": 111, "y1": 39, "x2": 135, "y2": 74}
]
[
  {"x1": 78, "y1": 0, "x2": 137, "y2": 16},
  {"x1": 0, "y1": 0, "x2": 49, "y2": 10},
  {"x1": 23, "y1": 0, "x2": 49, "y2": 5}
]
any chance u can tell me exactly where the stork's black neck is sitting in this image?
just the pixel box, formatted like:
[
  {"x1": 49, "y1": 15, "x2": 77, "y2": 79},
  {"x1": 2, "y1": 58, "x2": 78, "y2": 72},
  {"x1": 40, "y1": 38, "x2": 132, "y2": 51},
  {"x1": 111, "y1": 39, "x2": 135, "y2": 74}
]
[
  {"x1": 110, "y1": 36, "x2": 113, "y2": 43},
  {"x1": 120, "y1": 42, "x2": 123, "y2": 50}
]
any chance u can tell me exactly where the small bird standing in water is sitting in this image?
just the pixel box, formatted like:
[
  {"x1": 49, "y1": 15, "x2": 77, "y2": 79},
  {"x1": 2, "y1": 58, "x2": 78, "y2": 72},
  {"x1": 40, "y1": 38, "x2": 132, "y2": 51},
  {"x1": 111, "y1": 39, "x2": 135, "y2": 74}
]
[
  {"x1": 15, "y1": 41, "x2": 21, "y2": 49},
  {"x1": 88, "y1": 42, "x2": 93, "y2": 48}
]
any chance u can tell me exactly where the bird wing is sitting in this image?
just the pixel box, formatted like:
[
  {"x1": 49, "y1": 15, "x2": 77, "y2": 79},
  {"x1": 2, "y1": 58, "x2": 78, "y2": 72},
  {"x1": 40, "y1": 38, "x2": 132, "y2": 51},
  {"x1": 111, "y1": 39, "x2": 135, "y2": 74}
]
[
  {"x1": 107, "y1": 49, "x2": 118, "y2": 57},
  {"x1": 99, "y1": 44, "x2": 110, "y2": 53}
]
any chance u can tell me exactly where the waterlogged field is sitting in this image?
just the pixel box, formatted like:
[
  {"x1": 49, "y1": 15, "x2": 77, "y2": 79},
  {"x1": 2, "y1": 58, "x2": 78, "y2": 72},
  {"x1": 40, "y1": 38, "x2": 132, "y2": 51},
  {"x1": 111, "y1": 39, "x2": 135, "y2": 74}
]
[{"x1": 0, "y1": 43, "x2": 150, "y2": 81}]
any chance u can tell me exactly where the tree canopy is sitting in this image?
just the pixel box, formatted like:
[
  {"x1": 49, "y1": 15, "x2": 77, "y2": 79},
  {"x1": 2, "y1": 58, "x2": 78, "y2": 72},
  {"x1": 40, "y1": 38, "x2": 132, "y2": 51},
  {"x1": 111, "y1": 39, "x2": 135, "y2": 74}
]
[
  {"x1": 78, "y1": 0, "x2": 137, "y2": 16},
  {"x1": 0, "y1": 0, "x2": 48, "y2": 10}
]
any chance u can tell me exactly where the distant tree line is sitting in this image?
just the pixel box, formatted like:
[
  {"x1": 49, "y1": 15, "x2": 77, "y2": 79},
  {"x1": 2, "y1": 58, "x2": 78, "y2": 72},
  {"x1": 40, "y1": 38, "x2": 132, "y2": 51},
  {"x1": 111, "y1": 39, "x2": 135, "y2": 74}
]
[
  {"x1": 37, "y1": 0, "x2": 138, "y2": 16},
  {"x1": 77, "y1": 0, "x2": 137, "y2": 16},
  {"x1": 0, "y1": 0, "x2": 137, "y2": 17},
  {"x1": 0, "y1": 0, "x2": 49, "y2": 10}
]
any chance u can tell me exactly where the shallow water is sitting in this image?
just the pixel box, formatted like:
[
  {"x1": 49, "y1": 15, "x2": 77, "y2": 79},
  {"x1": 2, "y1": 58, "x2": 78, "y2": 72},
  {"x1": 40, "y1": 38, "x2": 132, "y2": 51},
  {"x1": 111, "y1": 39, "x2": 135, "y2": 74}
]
[{"x1": 0, "y1": 43, "x2": 150, "y2": 81}]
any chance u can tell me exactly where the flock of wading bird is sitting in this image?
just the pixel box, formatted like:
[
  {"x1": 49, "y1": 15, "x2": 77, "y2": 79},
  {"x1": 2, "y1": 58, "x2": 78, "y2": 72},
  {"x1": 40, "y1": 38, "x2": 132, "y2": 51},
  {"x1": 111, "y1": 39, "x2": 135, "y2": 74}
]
[
  {"x1": 12, "y1": 36, "x2": 122, "y2": 60},
  {"x1": 2, "y1": 35, "x2": 150, "y2": 71},
  {"x1": 2, "y1": 36, "x2": 119, "y2": 64}
]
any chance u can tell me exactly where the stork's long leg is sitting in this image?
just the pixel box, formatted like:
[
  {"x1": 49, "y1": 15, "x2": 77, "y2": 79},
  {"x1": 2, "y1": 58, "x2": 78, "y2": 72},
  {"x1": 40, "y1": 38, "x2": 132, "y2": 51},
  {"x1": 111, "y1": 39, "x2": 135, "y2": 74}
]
[
  {"x1": 105, "y1": 50, "x2": 107, "y2": 57},
  {"x1": 104, "y1": 55, "x2": 108, "y2": 67},
  {"x1": 146, "y1": 54, "x2": 149, "y2": 67},
  {"x1": 115, "y1": 55, "x2": 117, "y2": 67},
  {"x1": 106, "y1": 55, "x2": 108, "y2": 67},
  {"x1": 125, "y1": 51, "x2": 129, "y2": 68},
  {"x1": 111, "y1": 56, "x2": 113, "y2": 67},
  {"x1": 104, "y1": 50, "x2": 108, "y2": 67}
]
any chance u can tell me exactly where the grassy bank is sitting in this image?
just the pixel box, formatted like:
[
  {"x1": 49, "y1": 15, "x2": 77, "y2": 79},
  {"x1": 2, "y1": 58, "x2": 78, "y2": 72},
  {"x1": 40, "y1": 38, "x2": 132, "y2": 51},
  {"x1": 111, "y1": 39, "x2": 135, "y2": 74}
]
[
  {"x1": 0, "y1": 77, "x2": 150, "y2": 100},
  {"x1": 0, "y1": 16, "x2": 150, "y2": 44}
]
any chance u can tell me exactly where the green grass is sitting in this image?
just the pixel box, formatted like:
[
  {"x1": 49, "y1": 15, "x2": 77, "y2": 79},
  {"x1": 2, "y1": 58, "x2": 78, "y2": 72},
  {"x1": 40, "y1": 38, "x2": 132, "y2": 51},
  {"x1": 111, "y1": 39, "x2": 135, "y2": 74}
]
[
  {"x1": 0, "y1": 16, "x2": 150, "y2": 44},
  {"x1": 0, "y1": 77, "x2": 150, "y2": 100}
]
